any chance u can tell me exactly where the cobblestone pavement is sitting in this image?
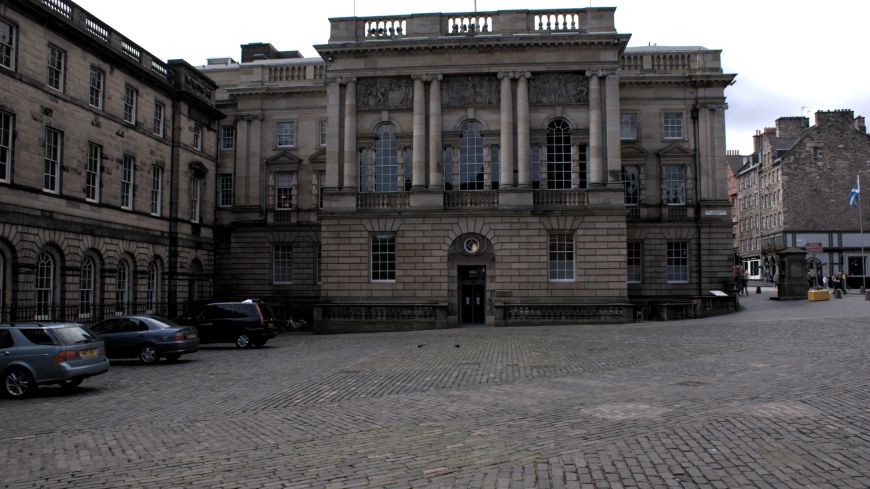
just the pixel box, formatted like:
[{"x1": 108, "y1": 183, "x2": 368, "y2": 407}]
[{"x1": 2, "y1": 297, "x2": 870, "y2": 488}]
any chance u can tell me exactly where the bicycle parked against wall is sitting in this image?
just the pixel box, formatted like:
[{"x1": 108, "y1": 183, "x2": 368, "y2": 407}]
[{"x1": 282, "y1": 315, "x2": 307, "y2": 332}]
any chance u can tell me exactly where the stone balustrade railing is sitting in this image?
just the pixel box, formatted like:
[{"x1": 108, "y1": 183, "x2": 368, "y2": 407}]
[
  {"x1": 357, "y1": 192, "x2": 410, "y2": 209},
  {"x1": 444, "y1": 191, "x2": 498, "y2": 208},
  {"x1": 266, "y1": 63, "x2": 327, "y2": 83},
  {"x1": 620, "y1": 48, "x2": 724, "y2": 74},
  {"x1": 533, "y1": 190, "x2": 589, "y2": 209}
]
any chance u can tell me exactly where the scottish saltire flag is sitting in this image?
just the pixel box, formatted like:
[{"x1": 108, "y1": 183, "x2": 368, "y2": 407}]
[{"x1": 849, "y1": 175, "x2": 860, "y2": 208}]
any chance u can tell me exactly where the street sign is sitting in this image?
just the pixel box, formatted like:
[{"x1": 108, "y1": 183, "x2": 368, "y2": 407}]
[{"x1": 805, "y1": 242, "x2": 823, "y2": 252}]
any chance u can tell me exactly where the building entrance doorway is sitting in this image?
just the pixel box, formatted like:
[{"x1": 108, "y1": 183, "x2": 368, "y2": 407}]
[{"x1": 459, "y1": 265, "x2": 486, "y2": 325}]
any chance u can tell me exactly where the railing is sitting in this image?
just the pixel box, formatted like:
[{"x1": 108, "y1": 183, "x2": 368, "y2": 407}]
[
  {"x1": 42, "y1": 0, "x2": 72, "y2": 18},
  {"x1": 273, "y1": 210, "x2": 294, "y2": 223},
  {"x1": 121, "y1": 40, "x2": 141, "y2": 62},
  {"x1": 503, "y1": 304, "x2": 629, "y2": 323},
  {"x1": 1, "y1": 302, "x2": 174, "y2": 326},
  {"x1": 357, "y1": 192, "x2": 410, "y2": 209},
  {"x1": 364, "y1": 18, "x2": 407, "y2": 38},
  {"x1": 446, "y1": 15, "x2": 493, "y2": 34},
  {"x1": 323, "y1": 304, "x2": 439, "y2": 322},
  {"x1": 533, "y1": 190, "x2": 589, "y2": 209},
  {"x1": 267, "y1": 63, "x2": 326, "y2": 83},
  {"x1": 619, "y1": 49, "x2": 724, "y2": 74},
  {"x1": 627, "y1": 206, "x2": 641, "y2": 220},
  {"x1": 85, "y1": 16, "x2": 110, "y2": 42},
  {"x1": 532, "y1": 12, "x2": 580, "y2": 31},
  {"x1": 666, "y1": 206, "x2": 689, "y2": 221},
  {"x1": 444, "y1": 190, "x2": 498, "y2": 208},
  {"x1": 151, "y1": 60, "x2": 169, "y2": 79}
]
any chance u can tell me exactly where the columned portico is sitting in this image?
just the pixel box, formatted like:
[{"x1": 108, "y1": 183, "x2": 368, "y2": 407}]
[
  {"x1": 587, "y1": 72, "x2": 604, "y2": 187},
  {"x1": 342, "y1": 78, "x2": 357, "y2": 192},
  {"x1": 516, "y1": 73, "x2": 531, "y2": 188},
  {"x1": 499, "y1": 73, "x2": 515, "y2": 188},
  {"x1": 412, "y1": 76, "x2": 427, "y2": 189},
  {"x1": 428, "y1": 75, "x2": 443, "y2": 190}
]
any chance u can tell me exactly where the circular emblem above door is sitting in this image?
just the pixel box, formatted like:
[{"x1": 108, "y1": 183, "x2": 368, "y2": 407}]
[{"x1": 463, "y1": 237, "x2": 481, "y2": 255}]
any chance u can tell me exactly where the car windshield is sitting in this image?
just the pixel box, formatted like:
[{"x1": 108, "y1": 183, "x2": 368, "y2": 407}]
[
  {"x1": 147, "y1": 316, "x2": 182, "y2": 329},
  {"x1": 52, "y1": 326, "x2": 98, "y2": 345}
]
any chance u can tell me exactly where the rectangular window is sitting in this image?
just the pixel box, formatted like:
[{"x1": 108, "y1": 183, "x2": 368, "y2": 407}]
[
  {"x1": 664, "y1": 164, "x2": 686, "y2": 205},
  {"x1": 319, "y1": 120, "x2": 327, "y2": 147},
  {"x1": 627, "y1": 241, "x2": 642, "y2": 283},
  {"x1": 123, "y1": 85, "x2": 137, "y2": 124},
  {"x1": 371, "y1": 234, "x2": 396, "y2": 282},
  {"x1": 218, "y1": 174, "x2": 233, "y2": 207},
  {"x1": 0, "y1": 110, "x2": 12, "y2": 183},
  {"x1": 667, "y1": 241, "x2": 689, "y2": 283},
  {"x1": 403, "y1": 147, "x2": 412, "y2": 192},
  {"x1": 193, "y1": 124, "x2": 203, "y2": 151},
  {"x1": 150, "y1": 166, "x2": 163, "y2": 216},
  {"x1": 189, "y1": 175, "x2": 202, "y2": 223},
  {"x1": 85, "y1": 143, "x2": 101, "y2": 202},
  {"x1": 89, "y1": 66, "x2": 104, "y2": 109},
  {"x1": 491, "y1": 145, "x2": 500, "y2": 190},
  {"x1": 0, "y1": 19, "x2": 14, "y2": 70},
  {"x1": 663, "y1": 112, "x2": 683, "y2": 139},
  {"x1": 43, "y1": 128, "x2": 62, "y2": 193},
  {"x1": 121, "y1": 155, "x2": 134, "y2": 210},
  {"x1": 153, "y1": 101, "x2": 165, "y2": 137},
  {"x1": 272, "y1": 244, "x2": 292, "y2": 284},
  {"x1": 623, "y1": 165, "x2": 639, "y2": 205},
  {"x1": 620, "y1": 112, "x2": 637, "y2": 140},
  {"x1": 276, "y1": 121, "x2": 296, "y2": 147},
  {"x1": 576, "y1": 145, "x2": 588, "y2": 190},
  {"x1": 47, "y1": 45, "x2": 65, "y2": 92},
  {"x1": 548, "y1": 233, "x2": 575, "y2": 282},
  {"x1": 276, "y1": 172, "x2": 293, "y2": 209},
  {"x1": 221, "y1": 125, "x2": 235, "y2": 150}
]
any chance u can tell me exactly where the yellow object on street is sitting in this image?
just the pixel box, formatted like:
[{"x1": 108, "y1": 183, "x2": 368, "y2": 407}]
[{"x1": 808, "y1": 289, "x2": 830, "y2": 301}]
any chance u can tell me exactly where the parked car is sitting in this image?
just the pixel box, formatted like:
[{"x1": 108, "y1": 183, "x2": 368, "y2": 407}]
[
  {"x1": 0, "y1": 322, "x2": 110, "y2": 399},
  {"x1": 176, "y1": 300, "x2": 277, "y2": 348},
  {"x1": 90, "y1": 316, "x2": 199, "y2": 364}
]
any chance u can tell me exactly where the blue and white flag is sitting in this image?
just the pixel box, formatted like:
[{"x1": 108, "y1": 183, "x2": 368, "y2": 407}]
[{"x1": 849, "y1": 175, "x2": 860, "y2": 208}]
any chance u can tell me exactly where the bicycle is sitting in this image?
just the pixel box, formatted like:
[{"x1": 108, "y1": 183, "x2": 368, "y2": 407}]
[{"x1": 283, "y1": 316, "x2": 307, "y2": 332}]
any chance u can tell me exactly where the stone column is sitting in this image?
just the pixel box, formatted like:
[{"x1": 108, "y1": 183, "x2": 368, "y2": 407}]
[
  {"x1": 412, "y1": 76, "x2": 426, "y2": 190},
  {"x1": 604, "y1": 72, "x2": 622, "y2": 185},
  {"x1": 325, "y1": 80, "x2": 341, "y2": 189},
  {"x1": 499, "y1": 73, "x2": 515, "y2": 187},
  {"x1": 428, "y1": 75, "x2": 443, "y2": 190},
  {"x1": 342, "y1": 78, "x2": 357, "y2": 192},
  {"x1": 588, "y1": 72, "x2": 604, "y2": 187},
  {"x1": 516, "y1": 73, "x2": 531, "y2": 188}
]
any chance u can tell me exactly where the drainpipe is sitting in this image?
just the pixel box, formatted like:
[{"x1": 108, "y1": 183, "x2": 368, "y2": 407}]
[{"x1": 692, "y1": 104, "x2": 703, "y2": 296}]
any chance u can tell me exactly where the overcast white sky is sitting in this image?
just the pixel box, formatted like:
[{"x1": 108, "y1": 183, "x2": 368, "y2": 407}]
[{"x1": 76, "y1": 0, "x2": 869, "y2": 154}]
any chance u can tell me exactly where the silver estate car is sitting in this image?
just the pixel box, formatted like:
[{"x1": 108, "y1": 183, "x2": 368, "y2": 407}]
[{"x1": 0, "y1": 322, "x2": 110, "y2": 399}]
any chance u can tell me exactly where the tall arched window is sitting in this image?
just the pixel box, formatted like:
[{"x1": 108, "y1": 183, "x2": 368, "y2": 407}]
[
  {"x1": 115, "y1": 260, "x2": 130, "y2": 314},
  {"x1": 188, "y1": 259, "x2": 203, "y2": 304},
  {"x1": 547, "y1": 119, "x2": 573, "y2": 189},
  {"x1": 79, "y1": 256, "x2": 96, "y2": 318},
  {"x1": 35, "y1": 252, "x2": 54, "y2": 320},
  {"x1": 459, "y1": 121, "x2": 484, "y2": 190},
  {"x1": 146, "y1": 261, "x2": 159, "y2": 314},
  {"x1": 373, "y1": 124, "x2": 397, "y2": 192}
]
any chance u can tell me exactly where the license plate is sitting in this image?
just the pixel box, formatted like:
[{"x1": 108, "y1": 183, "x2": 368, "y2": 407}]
[
  {"x1": 80, "y1": 348, "x2": 97, "y2": 358},
  {"x1": 186, "y1": 333, "x2": 197, "y2": 339}
]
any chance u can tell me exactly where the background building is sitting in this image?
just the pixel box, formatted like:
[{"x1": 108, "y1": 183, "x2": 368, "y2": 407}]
[
  {"x1": 735, "y1": 110, "x2": 870, "y2": 287},
  {"x1": 0, "y1": 0, "x2": 221, "y2": 322}
]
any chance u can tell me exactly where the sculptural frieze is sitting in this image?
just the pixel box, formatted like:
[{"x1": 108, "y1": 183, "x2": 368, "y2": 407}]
[
  {"x1": 442, "y1": 75, "x2": 499, "y2": 108},
  {"x1": 357, "y1": 77, "x2": 413, "y2": 110},
  {"x1": 529, "y1": 73, "x2": 588, "y2": 105}
]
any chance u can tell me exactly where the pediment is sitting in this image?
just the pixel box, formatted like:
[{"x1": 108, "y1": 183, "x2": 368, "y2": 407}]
[
  {"x1": 265, "y1": 150, "x2": 303, "y2": 165},
  {"x1": 658, "y1": 143, "x2": 692, "y2": 159},
  {"x1": 621, "y1": 143, "x2": 649, "y2": 159},
  {"x1": 309, "y1": 149, "x2": 326, "y2": 165}
]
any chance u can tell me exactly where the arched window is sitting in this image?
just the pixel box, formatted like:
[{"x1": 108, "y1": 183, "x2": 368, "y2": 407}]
[
  {"x1": 547, "y1": 119, "x2": 572, "y2": 189},
  {"x1": 459, "y1": 121, "x2": 484, "y2": 190},
  {"x1": 79, "y1": 256, "x2": 96, "y2": 318},
  {"x1": 35, "y1": 252, "x2": 54, "y2": 320},
  {"x1": 188, "y1": 260, "x2": 203, "y2": 304},
  {"x1": 146, "y1": 261, "x2": 159, "y2": 314},
  {"x1": 115, "y1": 260, "x2": 130, "y2": 314},
  {"x1": 373, "y1": 124, "x2": 397, "y2": 192}
]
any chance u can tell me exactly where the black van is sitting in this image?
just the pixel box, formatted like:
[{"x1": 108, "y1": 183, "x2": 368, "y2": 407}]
[{"x1": 177, "y1": 301, "x2": 277, "y2": 348}]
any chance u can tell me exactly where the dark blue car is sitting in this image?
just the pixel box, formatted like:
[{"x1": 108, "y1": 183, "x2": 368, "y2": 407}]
[{"x1": 90, "y1": 316, "x2": 199, "y2": 364}]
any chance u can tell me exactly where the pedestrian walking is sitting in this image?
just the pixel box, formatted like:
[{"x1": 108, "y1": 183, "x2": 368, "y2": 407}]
[{"x1": 839, "y1": 271, "x2": 848, "y2": 294}]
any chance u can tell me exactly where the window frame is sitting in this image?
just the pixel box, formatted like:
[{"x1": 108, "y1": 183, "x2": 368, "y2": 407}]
[
  {"x1": 121, "y1": 155, "x2": 134, "y2": 210},
  {"x1": 153, "y1": 101, "x2": 165, "y2": 137},
  {"x1": 220, "y1": 125, "x2": 235, "y2": 150},
  {"x1": 275, "y1": 172, "x2": 294, "y2": 210},
  {"x1": 620, "y1": 112, "x2": 638, "y2": 140},
  {"x1": 43, "y1": 127, "x2": 62, "y2": 194},
  {"x1": 662, "y1": 111, "x2": 684, "y2": 140},
  {"x1": 189, "y1": 175, "x2": 202, "y2": 223},
  {"x1": 150, "y1": 165, "x2": 163, "y2": 216},
  {"x1": 272, "y1": 244, "x2": 293, "y2": 284},
  {"x1": 123, "y1": 84, "x2": 138, "y2": 125},
  {"x1": 370, "y1": 233, "x2": 396, "y2": 283},
  {"x1": 34, "y1": 252, "x2": 54, "y2": 320},
  {"x1": 546, "y1": 119, "x2": 573, "y2": 190},
  {"x1": 85, "y1": 142, "x2": 102, "y2": 203},
  {"x1": 623, "y1": 165, "x2": 639, "y2": 206},
  {"x1": 218, "y1": 173, "x2": 233, "y2": 208},
  {"x1": 459, "y1": 121, "x2": 485, "y2": 191},
  {"x1": 0, "y1": 18, "x2": 15, "y2": 71},
  {"x1": 47, "y1": 44, "x2": 65, "y2": 92},
  {"x1": 276, "y1": 121, "x2": 296, "y2": 148},
  {"x1": 115, "y1": 260, "x2": 130, "y2": 314},
  {"x1": 627, "y1": 241, "x2": 642, "y2": 284},
  {"x1": 664, "y1": 164, "x2": 686, "y2": 206},
  {"x1": 0, "y1": 110, "x2": 12, "y2": 183},
  {"x1": 88, "y1": 66, "x2": 105, "y2": 110},
  {"x1": 373, "y1": 124, "x2": 398, "y2": 193},
  {"x1": 318, "y1": 120, "x2": 327, "y2": 147},
  {"x1": 666, "y1": 241, "x2": 689, "y2": 284},
  {"x1": 548, "y1": 232, "x2": 576, "y2": 282},
  {"x1": 193, "y1": 123, "x2": 203, "y2": 151},
  {"x1": 79, "y1": 256, "x2": 96, "y2": 319},
  {"x1": 146, "y1": 262, "x2": 158, "y2": 314}
]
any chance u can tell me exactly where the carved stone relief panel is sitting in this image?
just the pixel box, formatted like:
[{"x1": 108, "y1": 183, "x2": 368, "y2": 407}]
[
  {"x1": 529, "y1": 73, "x2": 589, "y2": 105},
  {"x1": 357, "y1": 77, "x2": 413, "y2": 110},
  {"x1": 443, "y1": 75, "x2": 499, "y2": 108}
]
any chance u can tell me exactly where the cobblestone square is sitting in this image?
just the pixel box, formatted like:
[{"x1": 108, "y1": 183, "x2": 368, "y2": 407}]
[{"x1": 2, "y1": 290, "x2": 869, "y2": 488}]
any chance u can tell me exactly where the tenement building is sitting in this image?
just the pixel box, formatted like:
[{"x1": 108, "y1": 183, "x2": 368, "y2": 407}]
[
  {"x1": 735, "y1": 110, "x2": 870, "y2": 288},
  {"x1": 204, "y1": 8, "x2": 737, "y2": 332},
  {"x1": 0, "y1": 0, "x2": 221, "y2": 322}
]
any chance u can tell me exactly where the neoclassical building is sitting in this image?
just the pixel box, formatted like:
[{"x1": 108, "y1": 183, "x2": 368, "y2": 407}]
[
  {"x1": 204, "y1": 8, "x2": 737, "y2": 332},
  {"x1": 0, "y1": 0, "x2": 221, "y2": 322}
]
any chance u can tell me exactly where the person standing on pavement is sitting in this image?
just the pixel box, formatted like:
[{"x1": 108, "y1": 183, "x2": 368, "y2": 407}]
[{"x1": 839, "y1": 270, "x2": 848, "y2": 294}]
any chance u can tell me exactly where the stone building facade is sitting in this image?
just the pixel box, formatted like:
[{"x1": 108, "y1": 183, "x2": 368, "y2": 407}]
[
  {"x1": 204, "y1": 8, "x2": 737, "y2": 331},
  {"x1": 0, "y1": 0, "x2": 221, "y2": 322},
  {"x1": 735, "y1": 110, "x2": 870, "y2": 287}
]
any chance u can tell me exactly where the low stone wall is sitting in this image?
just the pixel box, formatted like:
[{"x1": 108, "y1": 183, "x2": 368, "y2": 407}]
[
  {"x1": 314, "y1": 303, "x2": 449, "y2": 333},
  {"x1": 497, "y1": 303, "x2": 633, "y2": 326}
]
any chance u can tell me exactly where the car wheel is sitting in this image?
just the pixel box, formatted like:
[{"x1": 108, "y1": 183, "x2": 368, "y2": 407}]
[
  {"x1": 60, "y1": 378, "x2": 84, "y2": 391},
  {"x1": 164, "y1": 353, "x2": 181, "y2": 362},
  {"x1": 139, "y1": 345, "x2": 159, "y2": 364},
  {"x1": 3, "y1": 367, "x2": 36, "y2": 399},
  {"x1": 235, "y1": 334, "x2": 252, "y2": 349},
  {"x1": 253, "y1": 339, "x2": 267, "y2": 348}
]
